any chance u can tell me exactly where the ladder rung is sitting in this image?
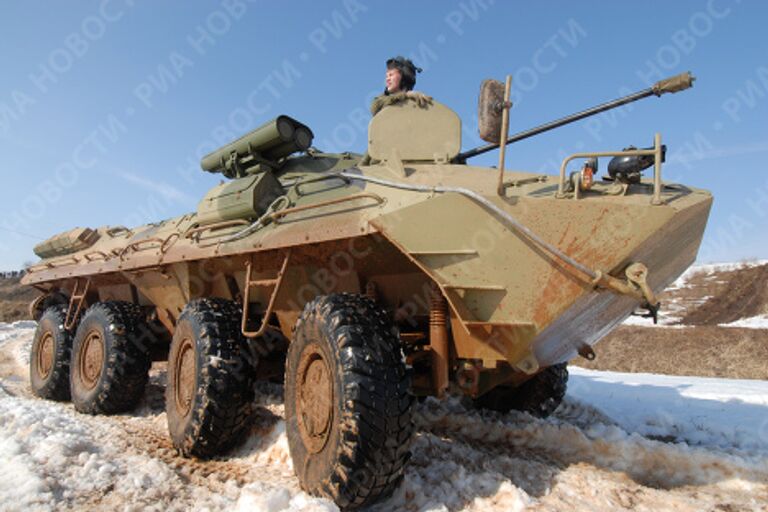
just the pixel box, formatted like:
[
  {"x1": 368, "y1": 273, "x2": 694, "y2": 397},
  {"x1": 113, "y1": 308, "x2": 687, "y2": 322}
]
[
  {"x1": 444, "y1": 283, "x2": 506, "y2": 291},
  {"x1": 248, "y1": 278, "x2": 278, "y2": 287},
  {"x1": 410, "y1": 249, "x2": 478, "y2": 256},
  {"x1": 400, "y1": 332, "x2": 427, "y2": 342}
]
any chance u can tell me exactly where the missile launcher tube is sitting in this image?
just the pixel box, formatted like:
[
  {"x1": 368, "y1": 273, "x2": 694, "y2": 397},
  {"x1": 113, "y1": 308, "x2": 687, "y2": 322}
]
[{"x1": 200, "y1": 115, "x2": 314, "y2": 176}]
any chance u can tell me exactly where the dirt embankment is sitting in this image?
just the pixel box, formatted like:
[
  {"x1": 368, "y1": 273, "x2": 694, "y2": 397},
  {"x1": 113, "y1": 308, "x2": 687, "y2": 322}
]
[
  {"x1": 574, "y1": 262, "x2": 768, "y2": 379},
  {"x1": 0, "y1": 277, "x2": 37, "y2": 322},
  {"x1": 574, "y1": 325, "x2": 768, "y2": 379},
  {"x1": 680, "y1": 263, "x2": 768, "y2": 325}
]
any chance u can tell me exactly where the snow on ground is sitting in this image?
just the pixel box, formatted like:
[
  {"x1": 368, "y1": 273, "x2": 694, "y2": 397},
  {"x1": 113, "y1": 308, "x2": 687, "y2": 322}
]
[
  {"x1": 1, "y1": 322, "x2": 767, "y2": 511},
  {"x1": 568, "y1": 367, "x2": 768, "y2": 455},
  {"x1": 720, "y1": 314, "x2": 768, "y2": 329},
  {"x1": 0, "y1": 389, "x2": 233, "y2": 511},
  {"x1": 620, "y1": 315, "x2": 686, "y2": 327}
]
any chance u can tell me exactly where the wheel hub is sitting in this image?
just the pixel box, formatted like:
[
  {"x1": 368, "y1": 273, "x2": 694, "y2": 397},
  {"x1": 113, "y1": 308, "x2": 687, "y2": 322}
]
[
  {"x1": 174, "y1": 338, "x2": 196, "y2": 417},
  {"x1": 37, "y1": 331, "x2": 54, "y2": 379},
  {"x1": 79, "y1": 330, "x2": 104, "y2": 389},
  {"x1": 296, "y1": 344, "x2": 333, "y2": 453}
]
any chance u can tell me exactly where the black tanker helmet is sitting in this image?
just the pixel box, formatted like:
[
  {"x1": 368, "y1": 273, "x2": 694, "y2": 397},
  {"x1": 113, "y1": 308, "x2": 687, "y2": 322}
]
[{"x1": 385, "y1": 56, "x2": 422, "y2": 93}]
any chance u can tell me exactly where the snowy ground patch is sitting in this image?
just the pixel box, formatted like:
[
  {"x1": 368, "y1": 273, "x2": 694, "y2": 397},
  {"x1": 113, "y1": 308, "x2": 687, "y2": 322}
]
[
  {"x1": 568, "y1": 367, "x2": 768, "y2": 455},
  {"x1": 0, "y1": 390, "x2": 233, "y2": 511},
  {"x1": 1, "y1": 321, "x2": 767, "y2": 511},
  {"x1": 720, "y1": 314, "x2": 768, "y2": 329},
  {"x1": 0, "y1": 320, "x2": 36, "y2": 346}
]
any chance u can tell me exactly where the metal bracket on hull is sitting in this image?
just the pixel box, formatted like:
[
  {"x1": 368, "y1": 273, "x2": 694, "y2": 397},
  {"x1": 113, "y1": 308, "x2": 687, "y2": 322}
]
[
  {"x1": 241, "y1": 250, "x2": 291, "y2": 339},
  {"x1": 83, "y1": 251, "x2": 111, "y2": 262},
  {"x1": 118, "y1": 238, "x2": 164, "y2": 261},
  {"x1": 556, "y1": 133, "x2": 665, "y2": 204},
  {"x1": 590, "y1": 262, "x2": 661, "y2": 323},
  {"x1": 64, "y1": 278, "x2": 90, "y2": 331},
  {"x1": 184, "y1": 220, "x2": 250, "y2": 241}
]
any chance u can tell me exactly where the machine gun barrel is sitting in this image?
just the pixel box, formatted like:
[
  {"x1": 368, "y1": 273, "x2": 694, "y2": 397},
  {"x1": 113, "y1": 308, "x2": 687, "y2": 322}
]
[{"x1": 455, "y1": 71, "x2": 695, "y2": 163}]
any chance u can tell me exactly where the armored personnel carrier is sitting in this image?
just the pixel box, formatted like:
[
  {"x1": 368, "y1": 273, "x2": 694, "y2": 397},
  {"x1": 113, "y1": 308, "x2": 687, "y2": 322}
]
[{"x1": 22, "y1": 72, "x2": 710, "y2": 509}]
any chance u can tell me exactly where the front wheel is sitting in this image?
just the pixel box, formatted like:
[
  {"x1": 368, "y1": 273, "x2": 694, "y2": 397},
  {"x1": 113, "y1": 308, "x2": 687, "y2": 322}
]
[{"x1": 285, "y1": 294, "x2": 414, "y2": 510}]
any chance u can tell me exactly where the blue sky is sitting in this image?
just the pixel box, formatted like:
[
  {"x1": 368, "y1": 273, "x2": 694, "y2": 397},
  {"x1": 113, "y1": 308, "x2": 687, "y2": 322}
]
[{"x1": 0, "y1": 0, "x2": 766, "y2": 269}]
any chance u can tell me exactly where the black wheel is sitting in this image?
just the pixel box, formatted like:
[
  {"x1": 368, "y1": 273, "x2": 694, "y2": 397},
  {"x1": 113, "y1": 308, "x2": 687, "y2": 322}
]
[
  {"x1": 285, "y1": 293, "x2": 414, "y2": 510},
  {"x1": 474, "y1": 363, "x2": 568, "y2": 418},
  {"x1": 30, "y1": 306, "x2": 73, "y2": 401},
  {"x1": 70, "y1": 302, "x2": 152, "y2": 414},
  {"x1": 29, "y1": 292, "x2": 68, "y2": 322},
  {"x1": 166, "y1": 298, "x2": 255, "y2": 458}
]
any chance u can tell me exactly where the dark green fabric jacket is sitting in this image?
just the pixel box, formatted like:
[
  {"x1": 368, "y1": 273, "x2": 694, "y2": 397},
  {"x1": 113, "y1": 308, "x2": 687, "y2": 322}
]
[{"x1": 369, "y1": 92, "x2": 409, "y2": 116}]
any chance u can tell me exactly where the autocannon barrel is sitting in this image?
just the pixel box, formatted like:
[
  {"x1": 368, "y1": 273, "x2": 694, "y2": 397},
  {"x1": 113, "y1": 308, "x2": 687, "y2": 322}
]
[
  {"x1": 201, "y1": 115, "x2": 314, "y2": 177},
  {"x1": 456, "y1": 72, "x2": 695, "y2": 163}
]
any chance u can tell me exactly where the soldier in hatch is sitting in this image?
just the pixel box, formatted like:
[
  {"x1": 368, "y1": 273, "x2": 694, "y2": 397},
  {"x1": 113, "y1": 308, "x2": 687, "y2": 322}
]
[{"x1": 370, "y1": 56, "x2": 432, "y2": 116}]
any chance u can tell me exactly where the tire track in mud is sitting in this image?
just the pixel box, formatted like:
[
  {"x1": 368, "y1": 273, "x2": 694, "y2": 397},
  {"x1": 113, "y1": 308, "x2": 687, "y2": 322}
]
[
  {"x1": 0, "y1": 327, "x2": 35, "y2": 398},
  {"x1": 0, "y1": 349, "x2": 21, "y2": 396},
  {"x1": 0, "y1": 330, "x2": 296, "y2": 503},
  {"x1": 119, "y1": 419, "x2": 255, "y2": 487},
  {"x1": 108, "y1": 369, "x2": 297, "y2": 497},
  {"x1": 66, "y1": 394, "x2": 300, "y2": 509}
]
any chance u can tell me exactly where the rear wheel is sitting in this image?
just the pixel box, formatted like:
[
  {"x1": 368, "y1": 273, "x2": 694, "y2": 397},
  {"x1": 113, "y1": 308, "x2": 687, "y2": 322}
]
[
  {"x1": 474, "y1": 363, "x2": 568, "y2": 418},
  {"x1": 285, "y1": 294, "x2": 414, "y2": 510},
  {"x1": 166, "y1": 298, "x2": 254, "y2": 458},
  {"x1": 30, "y1": 306, "x2": 73, "y2": 401},
  {"x1": 70, "y1": 302, "x2": 152, "y2": 414}
]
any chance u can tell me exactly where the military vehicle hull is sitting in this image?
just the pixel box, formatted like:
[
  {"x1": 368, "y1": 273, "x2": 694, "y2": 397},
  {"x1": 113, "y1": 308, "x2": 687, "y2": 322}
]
[
  {"x1": 21, "y1": 73, "x2": 711, "y2": 509},
  {"x1": 22, "y1": 162, "x2": 711, "y2": 375}
]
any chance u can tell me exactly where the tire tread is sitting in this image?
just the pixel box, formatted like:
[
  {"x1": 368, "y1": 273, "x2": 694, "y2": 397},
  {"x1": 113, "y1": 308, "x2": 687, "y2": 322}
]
[
  {"x1": 167, "y1": 298, "x2": 254, "y2": 458},
  {"x1": 71, "y1": 301, "x2": 152, "y2": 414},
  {"x1": 30, "y1": 305, "x2": 73, "y2": 401},
  {"x1": 287, "y1": 293, "x2": 415, "y2": 510}
]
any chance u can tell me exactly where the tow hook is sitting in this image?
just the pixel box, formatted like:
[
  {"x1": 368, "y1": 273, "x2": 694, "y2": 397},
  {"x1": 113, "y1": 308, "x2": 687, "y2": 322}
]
[
  {"x1": 592, "y1": 262, "x2": 661, "y2": 323},
  {"x1": 625, "y1": 263, "x2": 661, "y2": 324},
  {"x1": 634, "y1": 301, "x2": 661, "y2": 324}
]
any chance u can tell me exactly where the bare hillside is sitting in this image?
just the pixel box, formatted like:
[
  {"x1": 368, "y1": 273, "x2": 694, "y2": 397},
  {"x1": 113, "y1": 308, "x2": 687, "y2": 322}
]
[
  {"x1": 574, "y1": 261, "x2": 768, "y2": 379},
  {"x1": 0, "y1": 276, "x2": 37, "y2": 322}
]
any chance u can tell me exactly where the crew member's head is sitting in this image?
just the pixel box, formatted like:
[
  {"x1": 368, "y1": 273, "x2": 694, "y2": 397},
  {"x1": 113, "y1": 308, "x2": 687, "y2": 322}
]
[{"x1": 385, "y1": 56, "x2": 421, "y2": 94}]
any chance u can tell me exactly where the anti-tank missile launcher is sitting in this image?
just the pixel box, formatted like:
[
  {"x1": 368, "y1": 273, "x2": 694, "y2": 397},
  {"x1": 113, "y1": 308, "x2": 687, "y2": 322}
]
[{"x1": 201, "y1": 115, "x2": 314, "y2": 178}]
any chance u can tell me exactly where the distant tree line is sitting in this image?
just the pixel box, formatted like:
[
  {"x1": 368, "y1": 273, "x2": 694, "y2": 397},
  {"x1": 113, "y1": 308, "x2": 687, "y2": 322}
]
[{"x1": 0, "y1": 270, "x2": 25, "y2": 279}]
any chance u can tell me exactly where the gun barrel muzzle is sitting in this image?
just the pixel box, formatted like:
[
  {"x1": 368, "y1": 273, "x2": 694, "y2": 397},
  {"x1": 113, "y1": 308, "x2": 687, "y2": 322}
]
[{"x1": 652, "y1": 72, "x2": 696, "y2": 96}]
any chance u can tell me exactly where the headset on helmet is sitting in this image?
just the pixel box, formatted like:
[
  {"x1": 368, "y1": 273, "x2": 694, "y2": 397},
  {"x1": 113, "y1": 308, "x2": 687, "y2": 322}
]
[{"x1": 385, "y1": 56, "x2": 422, "y2": 93}]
